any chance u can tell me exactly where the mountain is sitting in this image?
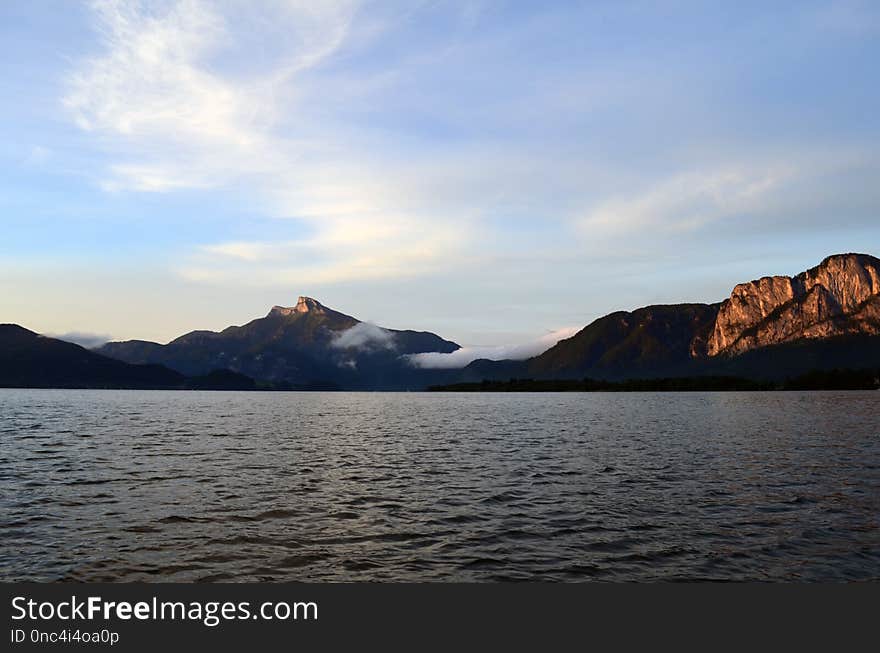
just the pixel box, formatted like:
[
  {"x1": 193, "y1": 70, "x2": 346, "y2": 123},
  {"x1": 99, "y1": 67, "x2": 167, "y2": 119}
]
[
  {"x1": 11, "y1": 254, "x2": 879, "y2": 390},
  {"x1": 97, "y1": 296, "x2": 460, "y2": 390},
  {"x1": 461, "y1": 253, "x2": 880, "y2": 382},
  {"x1": 706, "y1": 253, "x2": 880, "y2": 355},
  {"x1": 0, "y1": 324, "x2": 185, "y2": 389},
  {"x1": 527, "y1": 303, "x2": 720, "y2": 379}
]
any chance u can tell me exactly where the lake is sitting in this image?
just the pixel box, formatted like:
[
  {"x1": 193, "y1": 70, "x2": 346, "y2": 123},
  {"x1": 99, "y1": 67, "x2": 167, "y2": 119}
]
[{"x1": 1, "y1": 389, "x2": 878, "y2": 581}]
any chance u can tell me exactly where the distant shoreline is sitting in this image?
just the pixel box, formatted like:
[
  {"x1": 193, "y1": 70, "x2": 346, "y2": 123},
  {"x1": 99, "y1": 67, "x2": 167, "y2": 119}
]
[
  {"x1": 2, "y1": 368, "x2": 878, "y2": 392},
  {"x1": 429, "y1": 369, "x2": 880, "y2": 392}
]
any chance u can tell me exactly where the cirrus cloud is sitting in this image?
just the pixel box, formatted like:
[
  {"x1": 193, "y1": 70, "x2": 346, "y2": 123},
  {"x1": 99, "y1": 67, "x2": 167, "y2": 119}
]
[{"x1": 64, "y1": 0, "x2": 484, "y2": 286}]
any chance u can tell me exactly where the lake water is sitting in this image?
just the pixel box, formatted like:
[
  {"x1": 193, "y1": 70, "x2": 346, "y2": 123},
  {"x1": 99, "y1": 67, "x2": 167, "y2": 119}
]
[{"x1": 1, "y1": 389, "x2": 878, "y2": 582}]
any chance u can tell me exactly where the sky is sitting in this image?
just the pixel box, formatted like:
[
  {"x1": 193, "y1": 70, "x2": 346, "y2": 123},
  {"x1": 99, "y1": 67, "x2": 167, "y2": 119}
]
[{"x1": 2, "y1": 0, "x2": 879, "y2": 355}]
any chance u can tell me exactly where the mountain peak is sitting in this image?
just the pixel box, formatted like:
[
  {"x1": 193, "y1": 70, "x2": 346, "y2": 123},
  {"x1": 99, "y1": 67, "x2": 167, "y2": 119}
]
[
  {"x1": 818, "y1": 252, "x2": 880, "y2": 266},
  {"x1": 707, "y1": 252, "x2": 880, "y2": 356},
  {"x1": 270, "y1": 296, "x2": 327, "y2": 317},
  {"x1": 295, "y1": 296, "x2": 324, "y2": 313}
]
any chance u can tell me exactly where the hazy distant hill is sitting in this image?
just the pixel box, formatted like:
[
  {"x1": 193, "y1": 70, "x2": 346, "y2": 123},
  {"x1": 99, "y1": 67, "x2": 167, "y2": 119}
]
[
  {"x1": 0, "y1": 324, "x2": 185, "y2": 389},
  {"x1": 97, "y1": 296, "x2": 460, "y2": 390}
]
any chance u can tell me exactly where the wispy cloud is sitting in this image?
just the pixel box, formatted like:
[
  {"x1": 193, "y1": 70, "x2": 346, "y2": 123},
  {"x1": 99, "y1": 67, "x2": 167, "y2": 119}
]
[
  {"x1": 331, "y1": 322, "x2": 396, "y2": 351},
  {"x1": 182, "y1": 213, "x2": 467, "y2": 284},
  {"x1": 406, "y1": 327, "x2": 579, "y2": 369},
  {"x1": 64, "y1": 0, "x2": 362, "y2": 188},
  {"x1": 49, "y1": 331, "x2": 113, "y2": 349},
  {"x1": 64, "y1": 0, "x2": 481, "y2": 284},
  {"x1": 580, "y1": 165, "x2": 794, "y2": 238},
  {"x1": 65, "y1": 0, "x2": 261, "y2": 190}
]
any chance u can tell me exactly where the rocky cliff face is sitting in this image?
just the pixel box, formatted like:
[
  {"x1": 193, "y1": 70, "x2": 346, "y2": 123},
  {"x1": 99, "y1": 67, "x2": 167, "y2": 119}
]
[
  {"x1": 270, "y1": 296, "x2": 328, "y2": 317},
  {"x1": 707, "y1": 254, "x2": 880, "y2": 356},
  {"x1": 495, "y1": 252, "x2": 880, "y2": 382}
]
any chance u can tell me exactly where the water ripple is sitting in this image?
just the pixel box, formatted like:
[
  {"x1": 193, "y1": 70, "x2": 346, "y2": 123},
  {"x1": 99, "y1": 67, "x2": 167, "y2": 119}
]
[{"x1": 1, "y1": 389, "x2": 878, "y2": 582}]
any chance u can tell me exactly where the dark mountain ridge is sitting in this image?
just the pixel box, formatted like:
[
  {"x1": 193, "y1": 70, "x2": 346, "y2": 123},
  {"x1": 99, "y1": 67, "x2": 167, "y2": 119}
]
[
  {"x1": 0, "y1": 324, "x2": 185, "y2": 389},
  {"x1": 96, "y1": 296, "x2": 460, "y2": 390}
]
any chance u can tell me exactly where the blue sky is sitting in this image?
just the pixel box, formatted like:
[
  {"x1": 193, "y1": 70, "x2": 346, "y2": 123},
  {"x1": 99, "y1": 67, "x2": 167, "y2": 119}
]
[{"x1": 2, "y1": 0, "x2": 879, "y2": 352}]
